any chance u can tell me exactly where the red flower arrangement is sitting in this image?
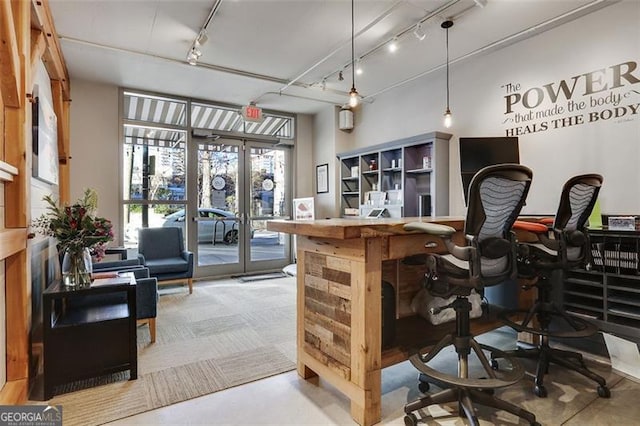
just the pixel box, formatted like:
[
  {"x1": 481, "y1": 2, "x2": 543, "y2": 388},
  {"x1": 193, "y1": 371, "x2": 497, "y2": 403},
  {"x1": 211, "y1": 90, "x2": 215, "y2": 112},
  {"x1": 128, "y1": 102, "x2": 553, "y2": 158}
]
[{"x1": 33, "y1": 188, "x2": 114, "y2": 261}]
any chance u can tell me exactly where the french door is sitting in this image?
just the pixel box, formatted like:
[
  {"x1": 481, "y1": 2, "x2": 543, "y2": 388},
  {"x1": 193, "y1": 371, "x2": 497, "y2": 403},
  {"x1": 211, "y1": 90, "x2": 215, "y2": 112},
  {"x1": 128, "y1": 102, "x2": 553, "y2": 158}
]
[{"x1": 187, "y1": 137, "x2": 292, "y2": 277}]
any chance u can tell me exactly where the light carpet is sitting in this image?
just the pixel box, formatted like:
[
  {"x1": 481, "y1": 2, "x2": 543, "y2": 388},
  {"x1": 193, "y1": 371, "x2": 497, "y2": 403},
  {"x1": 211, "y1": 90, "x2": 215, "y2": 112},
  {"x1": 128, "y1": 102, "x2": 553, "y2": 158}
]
[{"x1": 42, "y1": 276, "x2": 297, "y2": 426}]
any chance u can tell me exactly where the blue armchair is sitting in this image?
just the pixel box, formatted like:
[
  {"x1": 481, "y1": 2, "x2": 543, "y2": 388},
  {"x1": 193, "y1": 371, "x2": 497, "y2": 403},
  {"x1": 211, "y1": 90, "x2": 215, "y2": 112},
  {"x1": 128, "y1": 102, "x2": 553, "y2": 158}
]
[{"x1": 137, "y1": 227, "x2": 194, "y2": 294}]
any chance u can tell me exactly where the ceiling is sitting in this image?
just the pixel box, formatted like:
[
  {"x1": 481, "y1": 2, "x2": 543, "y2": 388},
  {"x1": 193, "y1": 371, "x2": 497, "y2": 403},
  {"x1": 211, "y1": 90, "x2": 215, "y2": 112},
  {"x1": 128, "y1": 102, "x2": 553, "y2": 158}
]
[{"x1": 48, "y1": 0, "x2": 615, "y2": 115}]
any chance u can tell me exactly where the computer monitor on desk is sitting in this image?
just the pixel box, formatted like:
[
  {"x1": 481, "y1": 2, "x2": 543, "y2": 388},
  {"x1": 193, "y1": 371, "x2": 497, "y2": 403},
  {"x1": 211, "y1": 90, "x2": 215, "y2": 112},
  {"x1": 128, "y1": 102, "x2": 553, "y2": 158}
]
[{"x1": 459, "y1": 137, "x2": 520, "y2": 205}]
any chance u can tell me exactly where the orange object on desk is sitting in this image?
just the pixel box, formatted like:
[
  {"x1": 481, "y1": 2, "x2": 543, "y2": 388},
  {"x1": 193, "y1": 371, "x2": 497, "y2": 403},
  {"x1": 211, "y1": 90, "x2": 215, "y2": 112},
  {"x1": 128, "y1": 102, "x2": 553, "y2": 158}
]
[
  {"x1": 91, "y1": 271, "x2": 119, "y2": 279},
  {"x1": 513, "y1": 220, "x2": 548, "y2": 233}
]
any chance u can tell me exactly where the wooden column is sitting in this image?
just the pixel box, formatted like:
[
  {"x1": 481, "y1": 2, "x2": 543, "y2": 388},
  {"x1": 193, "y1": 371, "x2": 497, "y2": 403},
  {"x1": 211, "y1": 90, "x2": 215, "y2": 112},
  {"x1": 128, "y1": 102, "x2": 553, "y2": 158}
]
[
  {"x1": 2, "y1": 0, "x2": 31, "y2": 400},
  {"x1": 51, "y1": 80, "x2": 70, "y2": 203},
  {"x1": 349, "y1": 237, "x2": 382, "y2": 426}
]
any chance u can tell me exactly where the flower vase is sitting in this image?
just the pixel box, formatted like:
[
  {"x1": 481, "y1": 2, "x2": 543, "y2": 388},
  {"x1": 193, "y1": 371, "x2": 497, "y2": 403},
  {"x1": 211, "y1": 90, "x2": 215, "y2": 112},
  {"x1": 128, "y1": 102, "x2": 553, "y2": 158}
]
[{"x1": 62, "y1": 247, "x2": 93, "y2": 288}]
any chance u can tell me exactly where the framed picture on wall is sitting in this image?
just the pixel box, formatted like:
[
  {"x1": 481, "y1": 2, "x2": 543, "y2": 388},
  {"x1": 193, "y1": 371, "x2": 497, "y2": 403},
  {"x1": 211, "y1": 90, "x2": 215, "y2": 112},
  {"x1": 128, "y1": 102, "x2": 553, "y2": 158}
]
[
  {"x1": 32, "y1": 97, "x2": 59, "y2": 185},
  {"x1": 316, "y1": 163, "x2": 328, "y2": 194}
]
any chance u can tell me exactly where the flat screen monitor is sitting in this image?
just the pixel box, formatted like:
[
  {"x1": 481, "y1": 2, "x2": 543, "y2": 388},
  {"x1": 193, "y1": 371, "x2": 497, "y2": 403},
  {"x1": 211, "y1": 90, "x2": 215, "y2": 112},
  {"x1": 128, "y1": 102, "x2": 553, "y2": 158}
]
[{"x1": 459, "y1": 137, "x2": 520, "y2": 205}]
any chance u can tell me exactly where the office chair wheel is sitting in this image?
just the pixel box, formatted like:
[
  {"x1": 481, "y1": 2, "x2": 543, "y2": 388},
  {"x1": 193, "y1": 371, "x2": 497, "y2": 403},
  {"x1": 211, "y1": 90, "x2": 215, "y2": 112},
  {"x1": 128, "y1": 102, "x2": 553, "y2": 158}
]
[
  {"x1": 418, "y1": 381, "x2": 430, "y2": 393},
  {"x1": 404, "y1": 412, "x2": 418, "y2": 426},
  {"x1": 531, "y1": 422, "x2": 542, "y2": 426},
  {"x1": 597, "y1": 385, "x2": 611, "y2": 398},
  {"x1": 534, "y1": 384, "x2": 547, "y2": 398}
]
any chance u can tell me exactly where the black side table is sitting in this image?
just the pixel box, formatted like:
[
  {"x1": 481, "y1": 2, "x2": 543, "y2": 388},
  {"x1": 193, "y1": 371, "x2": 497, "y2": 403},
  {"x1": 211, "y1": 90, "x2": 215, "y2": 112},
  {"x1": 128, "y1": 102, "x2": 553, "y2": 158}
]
[{"x1": 42, "y1": 273, "x2": 137, "y2": 399}]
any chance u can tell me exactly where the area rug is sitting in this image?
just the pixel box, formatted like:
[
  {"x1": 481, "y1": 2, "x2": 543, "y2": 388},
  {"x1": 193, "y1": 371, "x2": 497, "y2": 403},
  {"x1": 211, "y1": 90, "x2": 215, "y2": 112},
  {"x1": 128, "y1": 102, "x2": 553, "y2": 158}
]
[{"x1": 43, "y1": 276, "x2": 297, "y2": 426}]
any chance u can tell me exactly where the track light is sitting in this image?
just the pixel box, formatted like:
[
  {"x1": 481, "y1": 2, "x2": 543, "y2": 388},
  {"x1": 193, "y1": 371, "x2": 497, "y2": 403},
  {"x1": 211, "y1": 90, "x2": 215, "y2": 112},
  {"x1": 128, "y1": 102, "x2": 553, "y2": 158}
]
[
  {"x1": 388, "y1": 37, "x2": 398, "y2": 53},
  {"x1": 338, "y1": 70, "x2": 344, "y2": 81},
  {"x1": 413, "y1": 23, "x2": 426, "y2": 41},
  {"x1": 196, "y1": 30, "x2": 208, "y2": 45},
  {"x1": 187, "y1": 48, "x2": 199, "y2": 65}
]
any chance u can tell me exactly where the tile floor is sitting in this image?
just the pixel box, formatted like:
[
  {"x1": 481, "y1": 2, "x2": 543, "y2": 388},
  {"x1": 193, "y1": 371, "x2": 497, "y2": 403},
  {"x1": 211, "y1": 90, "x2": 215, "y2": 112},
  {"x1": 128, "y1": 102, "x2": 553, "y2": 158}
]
[{"x1": 106, "y1": 327, "x2": 639, "y2": 425}]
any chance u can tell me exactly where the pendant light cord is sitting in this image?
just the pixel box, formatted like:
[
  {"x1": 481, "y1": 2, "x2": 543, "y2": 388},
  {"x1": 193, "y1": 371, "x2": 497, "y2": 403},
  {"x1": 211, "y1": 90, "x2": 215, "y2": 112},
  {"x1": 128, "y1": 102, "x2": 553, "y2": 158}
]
[
  {"x1": 351, "y1": 0, "x2": 356, "y2": 92},
  {"x1": 445, "y1": 26, "x2": 449, "y2": 109}
]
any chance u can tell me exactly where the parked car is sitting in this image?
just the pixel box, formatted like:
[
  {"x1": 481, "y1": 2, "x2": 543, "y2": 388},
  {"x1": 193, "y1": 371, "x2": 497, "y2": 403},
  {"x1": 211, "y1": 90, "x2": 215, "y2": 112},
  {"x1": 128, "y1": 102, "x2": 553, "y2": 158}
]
[{"x1": 162, "y1": 208, "x2": 248, "y2": 244}]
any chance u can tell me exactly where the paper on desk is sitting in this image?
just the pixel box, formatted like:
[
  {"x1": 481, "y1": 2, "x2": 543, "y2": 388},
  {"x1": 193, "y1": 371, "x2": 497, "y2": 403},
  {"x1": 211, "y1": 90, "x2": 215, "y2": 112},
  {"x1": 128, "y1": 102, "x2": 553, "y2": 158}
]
[
  {"x1": 603, "y1": 333, "x2": 640, "y2": 379},
  {"x1": 91, "y1": 276, "x2": 132, "y2": 287}
]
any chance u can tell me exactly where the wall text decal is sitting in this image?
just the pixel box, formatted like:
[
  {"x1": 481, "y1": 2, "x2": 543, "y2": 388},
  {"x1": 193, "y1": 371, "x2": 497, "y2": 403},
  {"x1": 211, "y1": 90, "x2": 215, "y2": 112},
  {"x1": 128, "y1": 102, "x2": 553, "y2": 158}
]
[{"x1": 502, "y1": 61, "x2": 640, "y2": 136}]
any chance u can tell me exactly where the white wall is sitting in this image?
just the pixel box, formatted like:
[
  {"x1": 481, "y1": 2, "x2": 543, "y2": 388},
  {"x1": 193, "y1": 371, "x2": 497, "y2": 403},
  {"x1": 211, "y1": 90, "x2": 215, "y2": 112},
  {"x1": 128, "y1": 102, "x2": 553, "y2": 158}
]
[
  {"x1": 294, "y1": 114, "x2": 314, "y2": 199},
  {"x1": 312, "y1": 106, "x2": 337, "y2": 219},
  {"x1": 69, "y1": 80, "x2": 121, "y2": 241},
  {"x1": 353, "y1": 1, "x2": 640, "y2": 217}
]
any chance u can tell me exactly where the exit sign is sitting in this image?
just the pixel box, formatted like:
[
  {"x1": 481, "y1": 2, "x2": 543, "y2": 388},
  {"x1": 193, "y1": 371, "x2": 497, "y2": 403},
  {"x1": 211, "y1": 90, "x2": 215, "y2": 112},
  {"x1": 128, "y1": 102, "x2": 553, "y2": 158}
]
[{"x1": 241, "y1": 104, "x2": 263, "y2": 122}]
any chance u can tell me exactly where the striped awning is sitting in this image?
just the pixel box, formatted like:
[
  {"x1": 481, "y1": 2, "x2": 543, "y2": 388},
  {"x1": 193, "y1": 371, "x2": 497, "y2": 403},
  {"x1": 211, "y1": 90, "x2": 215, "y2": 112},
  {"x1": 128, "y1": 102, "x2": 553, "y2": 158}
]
[{"x1": 124, "y1": 91, "x2": 294, "y2": 139}]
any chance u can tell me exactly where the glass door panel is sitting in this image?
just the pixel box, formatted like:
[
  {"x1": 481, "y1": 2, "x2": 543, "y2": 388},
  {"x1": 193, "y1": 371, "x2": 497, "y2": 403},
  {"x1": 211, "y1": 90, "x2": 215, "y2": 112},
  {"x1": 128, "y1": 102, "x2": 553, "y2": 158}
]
[
  {"x1": 246, "y1": 143, "x2": 290, "y2": 272},
  {"x1": 193, "y1": 141, "x2": 244, "y2": 276},
  {"x1": 189, "y1": 138, "x2": 292, "y2": 277}
]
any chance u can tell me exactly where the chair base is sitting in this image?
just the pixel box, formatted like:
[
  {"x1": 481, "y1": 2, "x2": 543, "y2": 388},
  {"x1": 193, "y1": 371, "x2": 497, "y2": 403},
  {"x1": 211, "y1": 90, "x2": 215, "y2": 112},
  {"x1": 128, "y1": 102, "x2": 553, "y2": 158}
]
[
  {"x1": 492, "y1": 340, "x2": 610, "y2": 398},
  {"x1": 406, "y1": 341, "x2": 535, "y2": 425},
  {"x1": 404, "y1": 386, "x2": 539, "y2": 426},
  {"x1": 410, "y1": 343, "x2": 524, "y2": 389},
  {"x1": 498, "y1": 306, "x2": 609, "y2": 398},
  {"x1": 158, "y1": 277, "x2": 193, "y2": 294}
]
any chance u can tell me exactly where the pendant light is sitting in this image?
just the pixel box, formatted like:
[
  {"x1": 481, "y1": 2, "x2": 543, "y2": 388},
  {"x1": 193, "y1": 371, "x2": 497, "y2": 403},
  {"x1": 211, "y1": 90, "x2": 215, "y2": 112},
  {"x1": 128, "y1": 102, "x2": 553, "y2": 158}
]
[
  {"x1": 442, "y1": 20, "x2": 453, "y2": 128},
  {"x1": 348, "y1": 0, "x2": 359, "y2": 108}
]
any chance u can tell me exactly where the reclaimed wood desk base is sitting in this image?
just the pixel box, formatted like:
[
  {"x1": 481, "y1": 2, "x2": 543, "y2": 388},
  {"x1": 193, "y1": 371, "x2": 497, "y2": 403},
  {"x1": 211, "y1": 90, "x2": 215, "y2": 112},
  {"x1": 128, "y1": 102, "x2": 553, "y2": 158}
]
[{"x1": 268, "y1": 217, "x2": 513, "y2": 426}]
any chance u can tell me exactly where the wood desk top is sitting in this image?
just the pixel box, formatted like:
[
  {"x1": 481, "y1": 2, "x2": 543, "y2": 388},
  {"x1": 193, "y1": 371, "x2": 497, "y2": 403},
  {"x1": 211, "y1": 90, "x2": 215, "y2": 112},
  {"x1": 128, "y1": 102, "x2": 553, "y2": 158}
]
[{"x1": 267, "y1": 216, "x2": 466, "y2": 240}]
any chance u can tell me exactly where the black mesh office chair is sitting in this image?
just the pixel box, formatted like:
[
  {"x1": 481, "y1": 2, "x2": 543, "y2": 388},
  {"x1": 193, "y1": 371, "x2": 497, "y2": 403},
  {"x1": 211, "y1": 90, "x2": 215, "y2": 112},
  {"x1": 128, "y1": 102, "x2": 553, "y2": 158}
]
[
  {"x1": 403, "y1": 164, "x2": 538, "y2": 426},
  {"x1": 496, "y1": 174, "x2": 610, "y2": 398}
]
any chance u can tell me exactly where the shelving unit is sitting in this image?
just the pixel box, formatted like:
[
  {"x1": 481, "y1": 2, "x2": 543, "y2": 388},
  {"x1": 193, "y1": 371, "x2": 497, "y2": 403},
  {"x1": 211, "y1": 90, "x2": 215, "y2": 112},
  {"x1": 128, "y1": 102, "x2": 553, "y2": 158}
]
[
  {"x1": 562, "y1": 228, "x2": 640, "y2": 342},
  {"x1": 338, "y1": 132, "x2": 452, "y2": 217}
]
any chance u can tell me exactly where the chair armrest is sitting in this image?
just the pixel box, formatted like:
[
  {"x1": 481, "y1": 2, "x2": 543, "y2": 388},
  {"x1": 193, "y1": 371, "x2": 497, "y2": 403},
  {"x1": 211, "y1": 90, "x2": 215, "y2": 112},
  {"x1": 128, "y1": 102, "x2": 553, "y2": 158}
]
[
  {"x1": 93, "y1": 258, "x2": 141, "y2": 271},
  {"x1": 181, "y1": 250, "x2": 194, "y2": 277},
  {"x1": 137, "y1": 253, "x2": 146, "y2": 265},
  {"x1": 404, "y1": 222, "x2": 457, "y2": 237},
  {"x1": 135, "y1": 277, "x2": 158, "y2": 319},
  {"x1": 404, "y1": 222, "x2": 471, "y2": 261},
  {"x1": 128, "y1": 267, "x2": 150, "y2": 279}
]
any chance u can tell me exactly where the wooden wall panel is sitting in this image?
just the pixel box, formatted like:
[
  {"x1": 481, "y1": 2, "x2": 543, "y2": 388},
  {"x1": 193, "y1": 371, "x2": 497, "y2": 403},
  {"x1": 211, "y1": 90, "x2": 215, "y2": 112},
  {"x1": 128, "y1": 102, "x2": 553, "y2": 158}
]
[{"x1": 303, "y1": 251, "x2": 353, "y2": 381}]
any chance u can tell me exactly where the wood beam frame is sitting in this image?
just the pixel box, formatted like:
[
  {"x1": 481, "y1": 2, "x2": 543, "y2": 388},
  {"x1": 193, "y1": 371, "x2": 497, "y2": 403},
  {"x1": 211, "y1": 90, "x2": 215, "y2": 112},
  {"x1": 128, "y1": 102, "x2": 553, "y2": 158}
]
[
  {"x1": 1, "y1": 0, "x2": 32, "y2": 403},
  {"x1": 30, "y1": 0, "x2": 70, "y2": 100},
  {"x1": 0, "y1": 0, "x2": 21, "y2": 107}
]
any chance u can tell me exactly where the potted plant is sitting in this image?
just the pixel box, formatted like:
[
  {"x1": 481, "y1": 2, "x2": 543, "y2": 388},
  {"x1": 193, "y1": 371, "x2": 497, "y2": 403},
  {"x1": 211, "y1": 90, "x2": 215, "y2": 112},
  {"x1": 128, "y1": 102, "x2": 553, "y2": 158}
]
[{"x1": 33, "y1": 188, "x2": 114, "y2": 287}]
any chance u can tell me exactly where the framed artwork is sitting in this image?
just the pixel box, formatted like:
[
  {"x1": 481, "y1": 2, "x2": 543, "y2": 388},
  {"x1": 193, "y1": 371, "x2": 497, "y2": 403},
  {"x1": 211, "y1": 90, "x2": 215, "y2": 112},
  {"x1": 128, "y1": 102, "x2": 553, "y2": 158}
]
[
  {"x1": 32, "y1": 97, "x2": 59, "y2": 185},
  {"x1": 316, "y1": 163, "x2": 329, "y2": 194}
]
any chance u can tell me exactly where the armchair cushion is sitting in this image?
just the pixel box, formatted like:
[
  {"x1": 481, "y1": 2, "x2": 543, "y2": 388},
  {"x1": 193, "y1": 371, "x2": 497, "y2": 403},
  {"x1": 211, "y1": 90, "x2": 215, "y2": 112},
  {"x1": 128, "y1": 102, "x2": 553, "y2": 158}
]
[{"x1": 144, "y1": 256, "x2": 190, "y2": 275}]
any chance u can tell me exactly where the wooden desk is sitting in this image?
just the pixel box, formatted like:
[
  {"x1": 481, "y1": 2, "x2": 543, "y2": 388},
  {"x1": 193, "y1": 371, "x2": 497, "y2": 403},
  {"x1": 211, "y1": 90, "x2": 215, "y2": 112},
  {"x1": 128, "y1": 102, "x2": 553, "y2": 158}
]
[{"x1": 268, "y1": 216, "x2": 508, "y2": 426}]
